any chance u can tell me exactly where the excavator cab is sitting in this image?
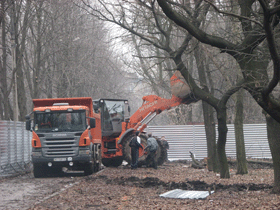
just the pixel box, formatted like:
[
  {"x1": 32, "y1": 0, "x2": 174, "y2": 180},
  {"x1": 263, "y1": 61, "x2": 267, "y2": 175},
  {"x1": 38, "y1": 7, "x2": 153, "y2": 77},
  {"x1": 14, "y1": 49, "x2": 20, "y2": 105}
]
[{"x1": 93, "y1": 99, "x2": 130, "y2": 137}]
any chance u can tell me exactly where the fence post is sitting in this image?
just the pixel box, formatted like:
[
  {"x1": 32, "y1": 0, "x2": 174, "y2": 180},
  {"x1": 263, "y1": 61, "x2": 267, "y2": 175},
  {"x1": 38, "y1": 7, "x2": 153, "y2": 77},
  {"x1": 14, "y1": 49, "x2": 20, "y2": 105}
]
[
  {"x1": 7, "y1": 121, "x2": 11, "y2": 165},
  {"x1": 22, "y1": 122, "x2": 24, "y2": 163},
  {"x1": 14, "y1": 121, "x2": 17, "y2": 165}
]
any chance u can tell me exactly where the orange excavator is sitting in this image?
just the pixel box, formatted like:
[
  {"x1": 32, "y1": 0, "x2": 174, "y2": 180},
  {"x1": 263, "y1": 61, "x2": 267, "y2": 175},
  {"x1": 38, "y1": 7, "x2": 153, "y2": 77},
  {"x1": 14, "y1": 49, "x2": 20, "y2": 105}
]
[
  {"x1": 93, "y1": 71, "x2": 197, "y2": 167},
  {"x1": 26, "y1": 71, "x2": 197, "y2": 177}
]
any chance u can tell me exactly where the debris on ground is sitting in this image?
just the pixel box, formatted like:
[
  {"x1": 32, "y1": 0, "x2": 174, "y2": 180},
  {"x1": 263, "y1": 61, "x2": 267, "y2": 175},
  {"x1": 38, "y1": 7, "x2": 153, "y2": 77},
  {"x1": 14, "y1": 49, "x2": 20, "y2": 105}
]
[{"x1": 1, "y1": 160, "x2": 279, "y2": 210}]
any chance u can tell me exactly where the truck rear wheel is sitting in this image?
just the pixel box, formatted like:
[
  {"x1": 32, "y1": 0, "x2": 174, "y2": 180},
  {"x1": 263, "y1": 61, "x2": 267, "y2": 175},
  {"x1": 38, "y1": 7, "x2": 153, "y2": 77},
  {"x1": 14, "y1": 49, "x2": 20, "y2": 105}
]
[
  {"x1": 111, "y1": 157, "x2": 123, "y2": 167},
  {"x1": 101, "y1": 158, "x2": 111, "y2": 167},
  {"x1": 121, "y1": 133, "x2": 148, "y2": 166},
  {"x1": 101, "y1": 157, "x2": 123, "y2": 167}
]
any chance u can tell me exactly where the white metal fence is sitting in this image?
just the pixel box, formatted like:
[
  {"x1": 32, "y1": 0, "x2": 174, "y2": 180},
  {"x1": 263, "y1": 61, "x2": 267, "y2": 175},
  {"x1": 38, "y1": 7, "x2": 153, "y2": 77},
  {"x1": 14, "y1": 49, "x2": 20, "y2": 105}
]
[
  {"x1": 146, "y1": 124, "x2": 271, "y2": 161},
  {"x1": 0, "y1": 121, "x2": 271, "y2": 176},
  {"x1": 0, "y1": 120, "x2": 32, "y2": 176}
]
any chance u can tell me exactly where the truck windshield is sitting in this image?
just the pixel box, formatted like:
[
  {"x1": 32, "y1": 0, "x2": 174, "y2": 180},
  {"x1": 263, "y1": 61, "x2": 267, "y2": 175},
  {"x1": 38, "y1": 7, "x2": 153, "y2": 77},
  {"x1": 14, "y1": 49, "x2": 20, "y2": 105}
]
[{"x1": 34, "y1": 110, "x2": 87, "y2": 132}]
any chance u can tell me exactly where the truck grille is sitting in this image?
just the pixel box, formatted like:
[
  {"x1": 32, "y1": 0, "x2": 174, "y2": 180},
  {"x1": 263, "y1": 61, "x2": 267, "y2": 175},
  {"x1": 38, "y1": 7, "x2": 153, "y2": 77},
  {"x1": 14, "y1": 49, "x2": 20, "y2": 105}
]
[{"x1": 44, "y1": 138, "x2": 77, "y2": 157}]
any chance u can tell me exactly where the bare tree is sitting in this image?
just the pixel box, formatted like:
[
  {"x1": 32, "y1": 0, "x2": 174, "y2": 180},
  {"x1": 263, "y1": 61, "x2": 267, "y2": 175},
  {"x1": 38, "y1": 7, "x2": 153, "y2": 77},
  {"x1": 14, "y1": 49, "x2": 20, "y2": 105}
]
[
  {"x1": 82, "y1": 0, "x2": 244, "y2": 175},
  {"x1": 156, "y1": 0, "x2": 280, "y2": 192},
  {"x1": 0, "y1": 0, "x2": 12, "y2": 120}
]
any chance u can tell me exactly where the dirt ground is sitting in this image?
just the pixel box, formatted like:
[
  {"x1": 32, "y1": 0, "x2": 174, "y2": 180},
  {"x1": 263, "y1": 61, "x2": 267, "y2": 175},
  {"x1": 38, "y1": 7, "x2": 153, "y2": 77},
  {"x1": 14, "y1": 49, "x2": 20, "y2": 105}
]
[{"x1": 1, "y1": 160, "x2": 279, "y2": 210}]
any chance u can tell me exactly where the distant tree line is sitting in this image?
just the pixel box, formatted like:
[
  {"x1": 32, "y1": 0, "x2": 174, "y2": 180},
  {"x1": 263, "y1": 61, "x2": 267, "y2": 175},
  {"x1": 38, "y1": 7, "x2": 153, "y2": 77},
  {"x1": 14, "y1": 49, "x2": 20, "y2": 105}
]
[{"x1": 0, "y1": 0, "x2": 130, "y2": 121}]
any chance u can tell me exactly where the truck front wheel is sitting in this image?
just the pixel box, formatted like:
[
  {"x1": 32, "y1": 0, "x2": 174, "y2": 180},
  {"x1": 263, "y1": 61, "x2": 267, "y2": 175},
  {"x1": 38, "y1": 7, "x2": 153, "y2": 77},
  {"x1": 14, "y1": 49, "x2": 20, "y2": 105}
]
[
  {"x1": 84, "y1": 162, "x2": 94, "y2": 176},
  {"x1": 33, "y1": 163, "x2": 46, "y2": 178},
  {"x1": 101, "y1": 157, "x2": 123, "y2": 167}
]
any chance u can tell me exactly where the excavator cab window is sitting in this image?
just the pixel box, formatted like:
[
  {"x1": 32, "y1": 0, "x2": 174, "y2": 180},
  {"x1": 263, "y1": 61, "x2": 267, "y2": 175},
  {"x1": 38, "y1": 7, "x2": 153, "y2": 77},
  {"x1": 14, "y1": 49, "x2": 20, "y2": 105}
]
[{"x1": 97, "y1": 99, "x2": 128, "y2": 137}]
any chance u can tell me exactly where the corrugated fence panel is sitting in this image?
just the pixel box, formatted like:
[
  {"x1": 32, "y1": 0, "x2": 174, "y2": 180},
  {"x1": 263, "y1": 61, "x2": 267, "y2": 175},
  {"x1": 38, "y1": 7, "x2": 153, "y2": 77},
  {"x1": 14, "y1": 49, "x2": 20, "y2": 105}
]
[
  {"x1": 243, "y1": 124, "x2": 270, "y2": 158},
  {"x1": 193, "y1": 125, "x2": 208, "y2": 160},
  {"x1": 0, "y1": 120, "x2": 31, "y2": 176},
  {"x1": 225, "y1": 124, "x2": 236, "y2": 158},
  {"x1": 147, "y1": 124, "x2": 271, "y2": 161},
  {"x1": 0, "y1": 121, "x2": 8, "y2": 166},
  {"x1": 0, "y1": 121, "x2": 272, "y2": 174}
]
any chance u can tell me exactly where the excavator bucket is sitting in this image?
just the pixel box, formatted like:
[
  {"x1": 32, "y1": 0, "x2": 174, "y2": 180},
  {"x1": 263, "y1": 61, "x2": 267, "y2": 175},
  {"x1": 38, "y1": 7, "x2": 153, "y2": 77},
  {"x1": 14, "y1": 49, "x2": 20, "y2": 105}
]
[
  {"x1": 170, "y1": 71, "x2": 191, "y2": 98},
  {"x1": 170, "y1": 71, "x2": 199, "y2": 104}
]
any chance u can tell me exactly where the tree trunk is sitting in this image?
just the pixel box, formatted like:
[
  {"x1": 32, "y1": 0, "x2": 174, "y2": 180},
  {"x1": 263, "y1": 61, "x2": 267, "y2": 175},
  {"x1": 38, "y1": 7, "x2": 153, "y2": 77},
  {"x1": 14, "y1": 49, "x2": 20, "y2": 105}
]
[
  {"x1": 203, "y1": 101, "x2": 218, "y2": 172},
  {"x1": 266, "y1": 114, "x2": 280, "y2": 193},
  {"x1": 216, "y1": 106, "x2": 230, "y2": 178},
  {"x1": 194, "y1": 46, "x2": 218, "y2": 172},
  {"x1": 234, "y1": 88, "x2": 248, "y2": 174},
  {"x1": 33, "y1": 1, "x2": 43, "y2": 99},
  {"x1": 10, "y1": 0, "x2": 31, "y2": 121},
  {"x1": 0, "y1": 0, "x2": 11, "y2": 120}
]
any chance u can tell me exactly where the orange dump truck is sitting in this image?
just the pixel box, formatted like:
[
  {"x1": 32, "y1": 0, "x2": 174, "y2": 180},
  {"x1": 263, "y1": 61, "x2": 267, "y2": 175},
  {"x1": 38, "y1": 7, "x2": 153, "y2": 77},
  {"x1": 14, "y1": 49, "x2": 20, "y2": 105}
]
[{"x1": 25, "y1": 97, "x2": 102, "y2": 177}]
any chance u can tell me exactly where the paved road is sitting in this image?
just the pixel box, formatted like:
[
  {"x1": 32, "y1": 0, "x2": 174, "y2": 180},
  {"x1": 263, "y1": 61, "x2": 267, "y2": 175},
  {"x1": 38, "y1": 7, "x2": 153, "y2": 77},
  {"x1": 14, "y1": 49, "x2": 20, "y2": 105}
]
[{"x1": 0, "y1": 172, "x2": 84, "y2": 210}]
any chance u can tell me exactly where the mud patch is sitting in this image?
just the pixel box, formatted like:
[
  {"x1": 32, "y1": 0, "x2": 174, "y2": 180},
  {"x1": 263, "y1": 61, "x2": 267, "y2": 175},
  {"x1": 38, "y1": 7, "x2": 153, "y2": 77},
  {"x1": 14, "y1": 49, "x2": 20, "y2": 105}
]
[{"x1": 97, "y1": 175, "x2": 272, "y2": 192}]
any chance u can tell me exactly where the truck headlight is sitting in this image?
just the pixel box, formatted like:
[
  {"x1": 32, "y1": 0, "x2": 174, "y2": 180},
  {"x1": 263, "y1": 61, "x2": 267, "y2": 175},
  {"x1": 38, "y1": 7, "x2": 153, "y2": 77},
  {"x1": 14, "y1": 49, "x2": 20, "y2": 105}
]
[
  {"x1": 32, "y1": 151, "x2": 42, "y2": 157},
  {"x1": 79, "y1": 150, "x2": 90, "y2": 155}
]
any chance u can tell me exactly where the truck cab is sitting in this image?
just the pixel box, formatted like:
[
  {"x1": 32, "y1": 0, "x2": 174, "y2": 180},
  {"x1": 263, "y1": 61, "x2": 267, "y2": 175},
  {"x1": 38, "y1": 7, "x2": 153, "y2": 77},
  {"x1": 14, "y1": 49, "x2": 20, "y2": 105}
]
[
  {"x1": 26, "y1": 98, "x2": 101, "y2": 177},
  {"x1": 33, "y1": 104, "x2": 89, "y2": 133}
]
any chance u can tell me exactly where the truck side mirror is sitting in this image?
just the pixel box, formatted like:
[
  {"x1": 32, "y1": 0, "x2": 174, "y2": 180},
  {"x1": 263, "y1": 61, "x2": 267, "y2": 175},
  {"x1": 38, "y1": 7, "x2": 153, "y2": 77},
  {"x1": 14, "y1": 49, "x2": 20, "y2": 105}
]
[
  {"x1": 26, "y1": 120, "x2": 31, "y2": 131},
  {"x1": 89, "y1": 118, "x2": 96, "y2": 128}
]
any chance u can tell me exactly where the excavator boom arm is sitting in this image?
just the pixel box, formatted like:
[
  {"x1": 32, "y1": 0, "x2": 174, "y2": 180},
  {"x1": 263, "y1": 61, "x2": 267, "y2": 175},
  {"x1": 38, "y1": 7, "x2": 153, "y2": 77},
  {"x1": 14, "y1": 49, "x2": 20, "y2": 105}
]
[
  {"x1": 129, "y1": 95, "x2": 183, "y2": 127},
  {"x1": 126, "y1": 70, "x2": 198, "y2": 132}
]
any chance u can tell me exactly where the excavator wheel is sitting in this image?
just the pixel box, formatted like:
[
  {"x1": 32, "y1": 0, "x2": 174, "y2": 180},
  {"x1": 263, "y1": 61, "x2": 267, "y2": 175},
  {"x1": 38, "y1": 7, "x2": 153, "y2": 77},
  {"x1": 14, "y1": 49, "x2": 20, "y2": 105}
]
[{"x1": 121, "y1": 133, "x2": 148, "y2": 167}]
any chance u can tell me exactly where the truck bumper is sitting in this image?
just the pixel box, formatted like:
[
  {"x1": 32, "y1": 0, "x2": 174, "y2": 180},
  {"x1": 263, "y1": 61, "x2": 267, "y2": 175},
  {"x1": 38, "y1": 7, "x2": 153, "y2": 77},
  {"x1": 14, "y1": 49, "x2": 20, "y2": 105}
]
[{"x1": 32, "y1": 155, "x2": 92, "y2": 167}]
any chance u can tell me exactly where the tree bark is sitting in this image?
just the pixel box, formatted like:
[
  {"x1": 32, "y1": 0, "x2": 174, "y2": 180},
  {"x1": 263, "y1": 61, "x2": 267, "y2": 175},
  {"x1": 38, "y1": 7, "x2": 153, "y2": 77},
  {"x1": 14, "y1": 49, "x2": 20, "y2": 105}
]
[
  {"x1": 174, "y1": 54, "x2": 231, "y2": 178},
  {"x1": 216, "y1": 106, "x2": 230, "y2": 178},
  {"x1": 0, "y1": 0, "x2": 12, "y2": 120},
  {"x1": 33, "y1": 1, "x2": 44, "y2": 99},
  {"x1": 10, "y1": 0, "x2": 31, "y2": 121},
  {"x1": 234, "y1": 88, "x2": 248, "y2": 175},
  {"x1": 266, "y1": 114, "x2": 280, "y2": 193},
  {"x1": 194, "y1": 45, "x2": 218, "y2": 172}
]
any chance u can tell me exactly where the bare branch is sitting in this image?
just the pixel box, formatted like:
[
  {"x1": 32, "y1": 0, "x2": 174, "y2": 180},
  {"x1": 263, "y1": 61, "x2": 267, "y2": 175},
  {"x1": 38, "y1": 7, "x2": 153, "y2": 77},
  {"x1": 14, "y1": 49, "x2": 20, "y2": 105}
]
[
  {"x1": 204, "y1": 0, "x2": 263, "y2": 28},
  {"x1": 259, "y1": 0, "x2": 280, "y2": 96}
]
